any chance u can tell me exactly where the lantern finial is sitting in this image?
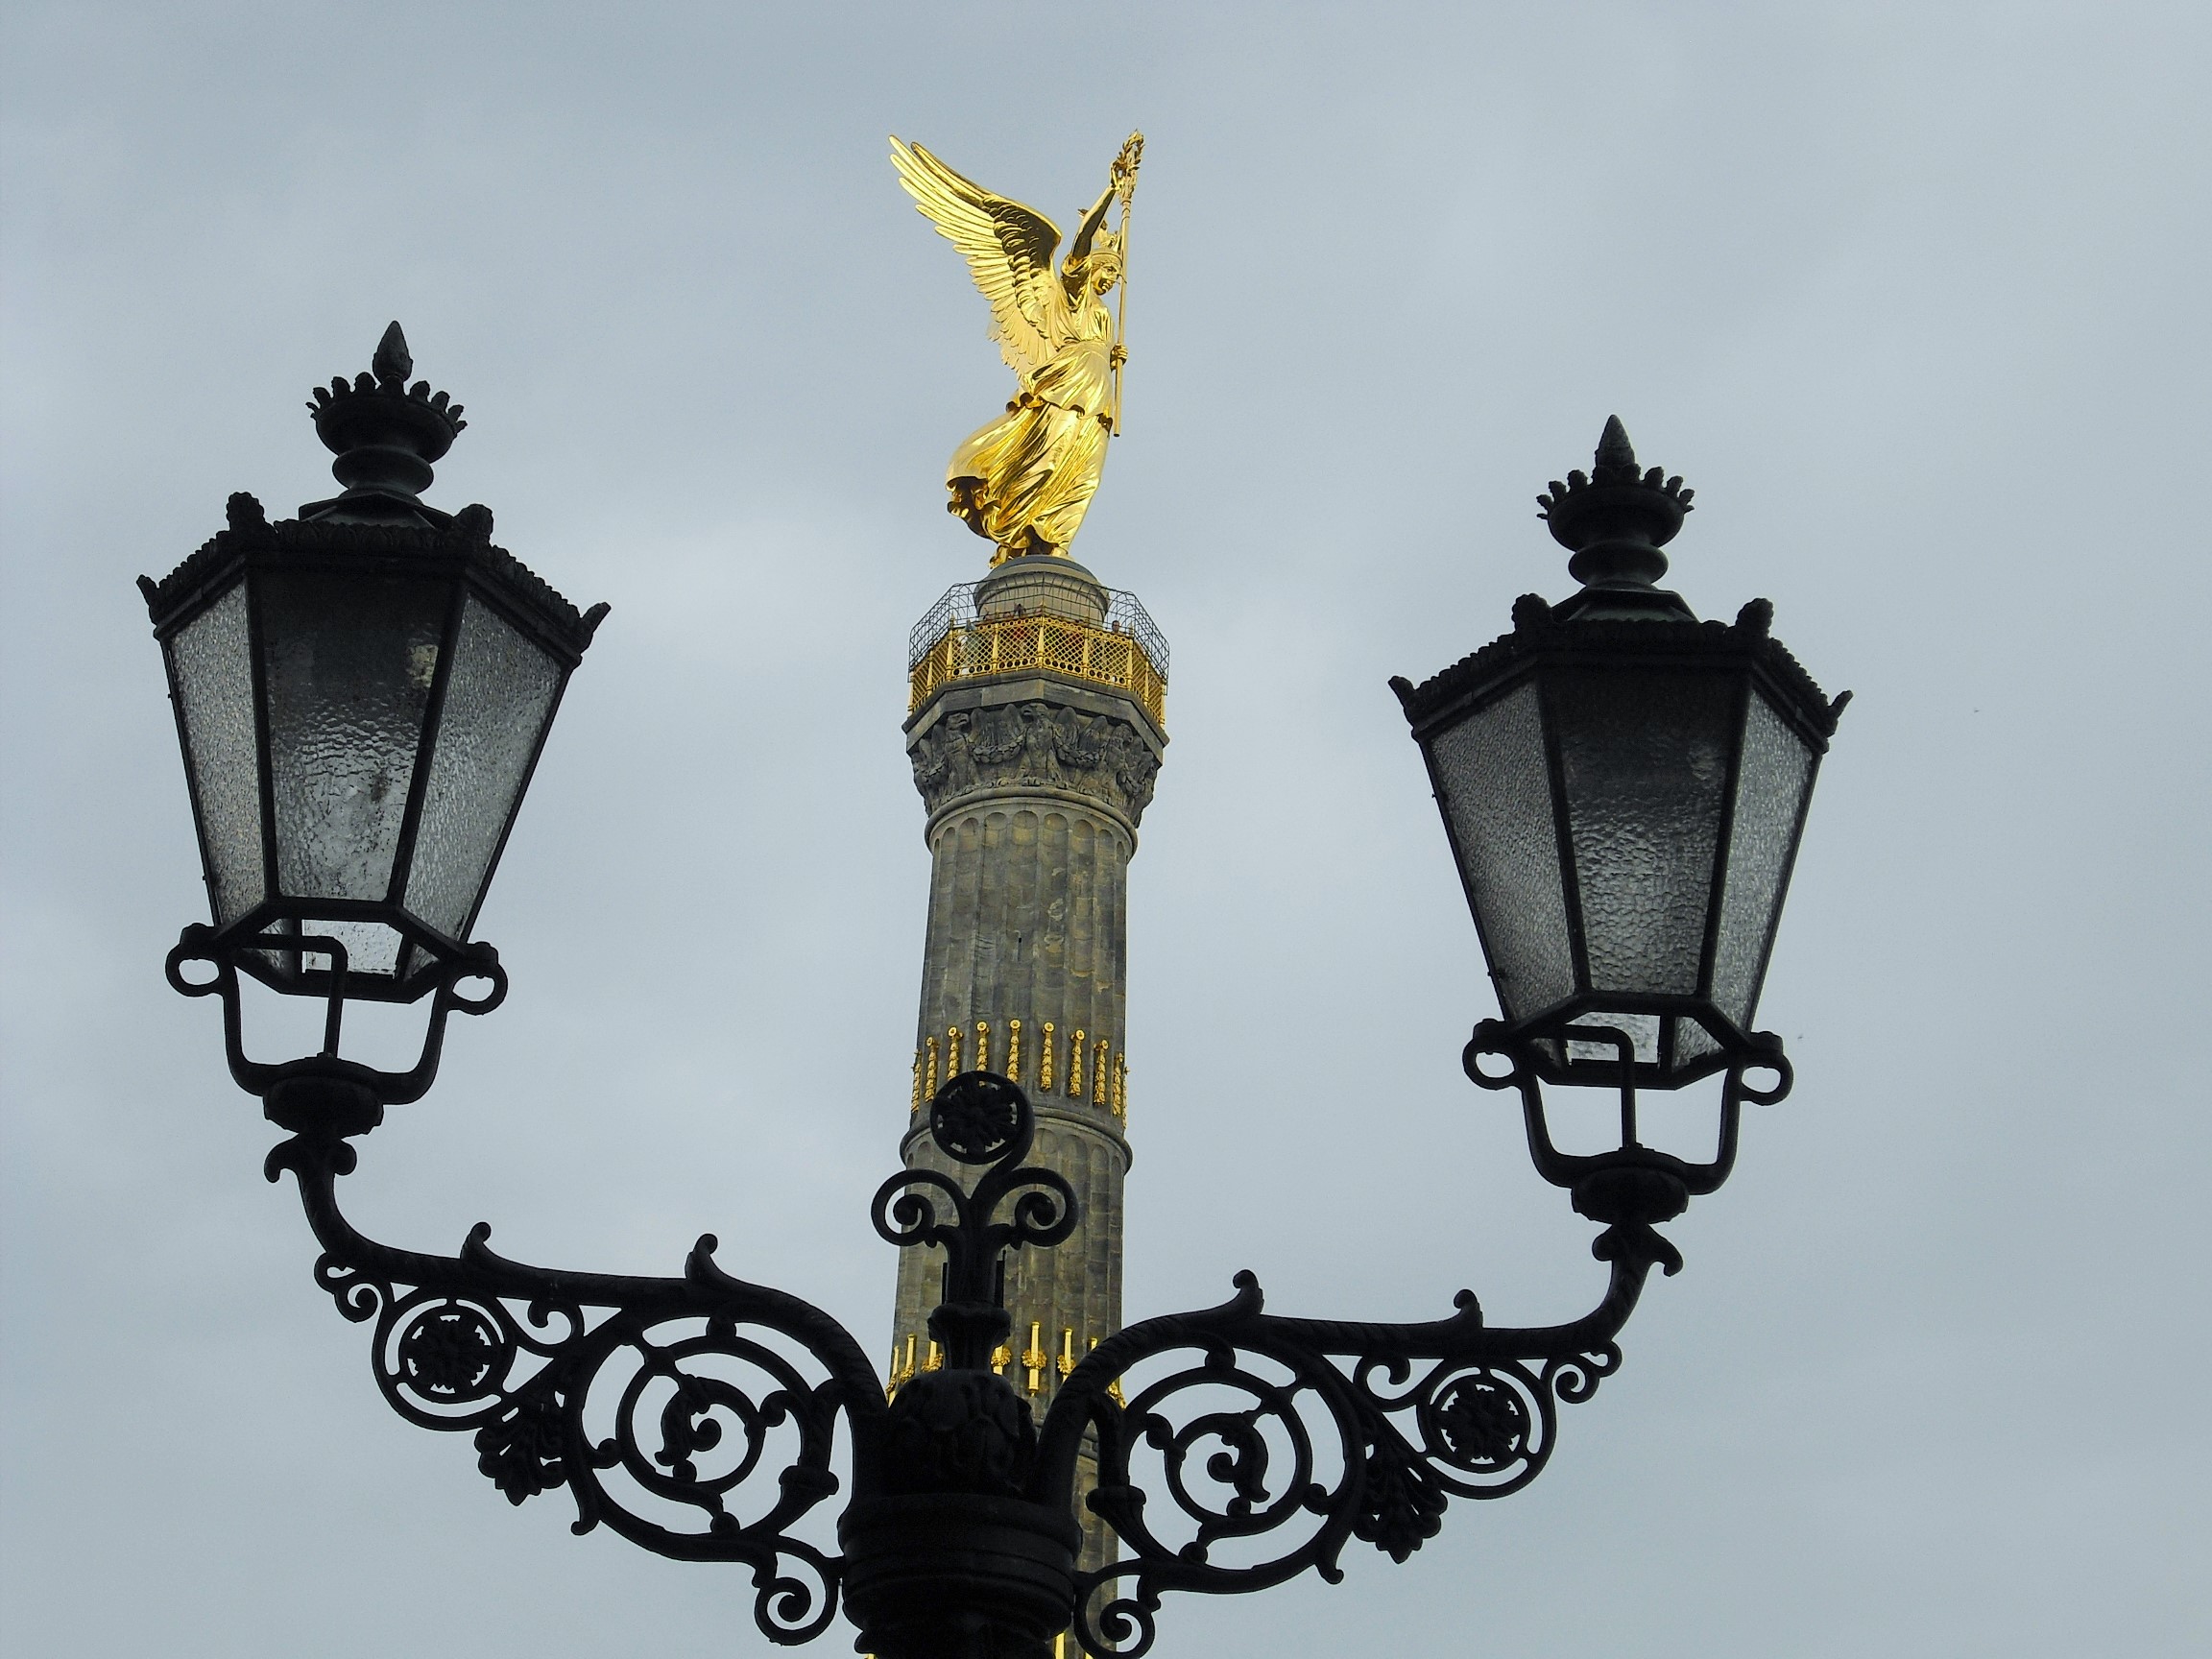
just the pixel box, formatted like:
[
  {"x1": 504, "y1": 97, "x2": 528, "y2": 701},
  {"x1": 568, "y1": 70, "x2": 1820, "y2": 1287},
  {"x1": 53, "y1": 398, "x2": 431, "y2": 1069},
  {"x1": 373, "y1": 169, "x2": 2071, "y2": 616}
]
[
  {"x1": 1535, "y1": 419, "x2": 1698, "y2": 615},
  {"x1": 1594, "y1": 414, "x2": 1637, "y2": 476},
  {"x1": 372, "y1": 321, "x2": 413, "y2": 386},
  {"x1": 301, "y1": 322, "x2": 467, "y2": 527}
]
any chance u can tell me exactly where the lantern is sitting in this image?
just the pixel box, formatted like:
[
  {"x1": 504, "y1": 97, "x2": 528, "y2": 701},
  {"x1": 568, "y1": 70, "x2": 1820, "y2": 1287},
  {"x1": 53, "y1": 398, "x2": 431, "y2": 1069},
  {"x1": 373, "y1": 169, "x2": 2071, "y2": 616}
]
[
  {"x1": 1394, "y1": 419, "x2": 1846, "y2": 1092},
  {"x1": 141, "y1": 325, "x2": 605, "y2": 1003}
]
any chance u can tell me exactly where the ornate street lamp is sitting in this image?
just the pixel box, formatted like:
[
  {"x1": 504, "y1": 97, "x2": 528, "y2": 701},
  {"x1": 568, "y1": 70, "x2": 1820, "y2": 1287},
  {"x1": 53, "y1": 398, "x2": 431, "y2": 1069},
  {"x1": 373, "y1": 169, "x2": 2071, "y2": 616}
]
[
  {"x1": 143, "y1": 333, "x2": 1844, "y2": 1659},
  {"x1": 1392, "y1": 415, "x2": 1848, "y2": 1259},
  {"x1": 142, "y1": 323, "x2": 606, "y2": 1108}
]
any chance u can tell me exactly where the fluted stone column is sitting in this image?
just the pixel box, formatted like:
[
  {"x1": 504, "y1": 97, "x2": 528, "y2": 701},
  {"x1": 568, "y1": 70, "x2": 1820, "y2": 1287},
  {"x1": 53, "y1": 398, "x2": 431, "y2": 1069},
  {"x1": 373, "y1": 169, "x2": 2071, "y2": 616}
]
[{"x1": 890, "y1": 554, "x2": 1165, "y2": 1580}]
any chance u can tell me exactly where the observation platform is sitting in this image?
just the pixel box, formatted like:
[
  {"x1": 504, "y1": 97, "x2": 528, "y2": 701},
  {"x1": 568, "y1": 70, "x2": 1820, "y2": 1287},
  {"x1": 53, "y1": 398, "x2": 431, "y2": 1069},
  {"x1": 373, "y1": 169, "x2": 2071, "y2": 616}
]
[{"x1": 908, "y1": 564, "x2": 1167, "y2": 729}]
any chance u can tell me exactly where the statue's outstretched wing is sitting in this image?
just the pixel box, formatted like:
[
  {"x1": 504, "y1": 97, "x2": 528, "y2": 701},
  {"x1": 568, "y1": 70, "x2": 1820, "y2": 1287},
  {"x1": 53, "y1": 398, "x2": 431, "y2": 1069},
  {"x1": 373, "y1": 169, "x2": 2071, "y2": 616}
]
[{"x1": 891, "y1": 138, "x2": 1062, "y2": 377}]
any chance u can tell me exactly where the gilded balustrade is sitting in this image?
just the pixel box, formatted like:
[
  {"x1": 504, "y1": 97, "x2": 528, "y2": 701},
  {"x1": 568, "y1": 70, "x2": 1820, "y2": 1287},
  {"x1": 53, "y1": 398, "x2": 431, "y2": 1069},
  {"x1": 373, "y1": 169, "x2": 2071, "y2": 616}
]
[{"x1": 908, "y1": 611, "x2": 1166, "y2": 727}]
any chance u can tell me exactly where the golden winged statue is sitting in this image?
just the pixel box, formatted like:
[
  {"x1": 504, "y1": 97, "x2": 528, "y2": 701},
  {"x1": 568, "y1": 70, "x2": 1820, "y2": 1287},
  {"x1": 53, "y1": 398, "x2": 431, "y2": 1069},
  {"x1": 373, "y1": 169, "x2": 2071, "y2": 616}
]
[{"x1": 892, "y1": 134, "x2": 1142, "y2": 565}]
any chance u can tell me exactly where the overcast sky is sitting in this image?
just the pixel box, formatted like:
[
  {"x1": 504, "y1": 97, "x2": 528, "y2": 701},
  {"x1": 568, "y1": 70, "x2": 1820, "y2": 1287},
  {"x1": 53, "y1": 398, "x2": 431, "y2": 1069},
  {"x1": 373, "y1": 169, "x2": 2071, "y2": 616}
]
[{"x1": 4, "y1": 4, "x2": 2207, "y2": 1655}]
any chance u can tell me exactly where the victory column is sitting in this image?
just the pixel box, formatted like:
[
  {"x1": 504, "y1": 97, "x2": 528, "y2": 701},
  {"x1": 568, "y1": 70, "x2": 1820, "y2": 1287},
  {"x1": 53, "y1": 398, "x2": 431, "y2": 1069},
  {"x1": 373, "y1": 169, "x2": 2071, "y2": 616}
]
[{"x1": 885, "y1": 135, "x2": 1163, "y2": 1586}]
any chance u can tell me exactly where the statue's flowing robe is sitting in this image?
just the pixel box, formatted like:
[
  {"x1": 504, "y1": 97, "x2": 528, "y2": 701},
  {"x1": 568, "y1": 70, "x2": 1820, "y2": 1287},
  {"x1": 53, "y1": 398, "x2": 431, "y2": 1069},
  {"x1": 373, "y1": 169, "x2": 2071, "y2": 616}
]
[{"x1": 947, "y1": 279, "x2": 1115, "y2": 559}]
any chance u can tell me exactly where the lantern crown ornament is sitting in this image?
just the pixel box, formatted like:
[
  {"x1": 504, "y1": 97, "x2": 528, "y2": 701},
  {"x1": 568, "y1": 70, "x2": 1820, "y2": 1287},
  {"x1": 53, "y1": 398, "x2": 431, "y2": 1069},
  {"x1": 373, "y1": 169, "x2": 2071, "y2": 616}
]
[
  {"x1": 1534, "y1": 414, "x2": 1698, "y2": 598},
  {"x1": 1393, "y1": 420, "x2": 1847, "y2": 1238},
  {"x1": 140, "y1": 325, "x2": 608, "y2": 1100},
  {"x1": 300, "y1": 322, "x2": 470, "y2": 527}
]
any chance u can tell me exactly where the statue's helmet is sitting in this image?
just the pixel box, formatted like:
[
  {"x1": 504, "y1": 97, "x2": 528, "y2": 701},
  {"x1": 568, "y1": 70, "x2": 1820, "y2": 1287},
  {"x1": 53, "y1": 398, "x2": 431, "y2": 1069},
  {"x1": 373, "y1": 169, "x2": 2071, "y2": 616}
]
[{"x1": 1073, "y1": 229, "x2": 1124, "y2": 288}]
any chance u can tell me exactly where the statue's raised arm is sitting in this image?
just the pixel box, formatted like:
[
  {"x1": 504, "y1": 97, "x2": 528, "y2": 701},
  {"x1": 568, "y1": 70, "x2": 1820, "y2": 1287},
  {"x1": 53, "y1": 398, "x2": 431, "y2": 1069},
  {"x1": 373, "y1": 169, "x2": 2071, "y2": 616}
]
[
  {"x1": 1065, "y1": 182, "x2": 1118, "y2": 295},
  {"x1": 892, "y1": 135, "x2": 1141, "y2": 565}
]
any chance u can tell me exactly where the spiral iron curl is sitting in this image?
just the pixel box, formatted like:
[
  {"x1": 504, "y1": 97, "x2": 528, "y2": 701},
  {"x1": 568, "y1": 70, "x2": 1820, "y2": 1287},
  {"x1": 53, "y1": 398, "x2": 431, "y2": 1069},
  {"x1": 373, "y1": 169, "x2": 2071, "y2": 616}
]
[
  {"x1": 1052, "y1": 1225, "x2": 1676, "y2": 1657},
  {"x1": 265, "y1": 1125, "x2": 883, "y2": 1646},
  {"x1": 871, "y1": 1072, "x2": 1078, "y2": 1317}
]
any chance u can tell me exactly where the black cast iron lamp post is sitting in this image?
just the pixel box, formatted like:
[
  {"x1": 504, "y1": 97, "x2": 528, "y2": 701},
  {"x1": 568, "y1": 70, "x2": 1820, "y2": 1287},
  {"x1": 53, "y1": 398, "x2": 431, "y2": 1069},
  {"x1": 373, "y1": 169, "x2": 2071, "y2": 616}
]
[{"x1": 142, "y1": 331, "x2": 1846, "y2": 1659}]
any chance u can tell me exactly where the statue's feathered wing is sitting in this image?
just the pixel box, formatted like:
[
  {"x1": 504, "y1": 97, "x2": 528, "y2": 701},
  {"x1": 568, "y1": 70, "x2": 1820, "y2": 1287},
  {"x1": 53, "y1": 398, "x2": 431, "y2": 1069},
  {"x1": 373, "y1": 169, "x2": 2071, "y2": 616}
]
[{"x1": 891, "y1": 138, "x2": 1062, "y2": 377}]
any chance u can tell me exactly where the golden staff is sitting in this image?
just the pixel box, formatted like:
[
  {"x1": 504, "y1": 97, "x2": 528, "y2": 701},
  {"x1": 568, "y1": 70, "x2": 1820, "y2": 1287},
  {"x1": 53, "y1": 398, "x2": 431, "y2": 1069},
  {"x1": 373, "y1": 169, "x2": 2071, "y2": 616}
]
[{"x1": 1110, "y1": 131, "x2": 1142, "y2": 435}]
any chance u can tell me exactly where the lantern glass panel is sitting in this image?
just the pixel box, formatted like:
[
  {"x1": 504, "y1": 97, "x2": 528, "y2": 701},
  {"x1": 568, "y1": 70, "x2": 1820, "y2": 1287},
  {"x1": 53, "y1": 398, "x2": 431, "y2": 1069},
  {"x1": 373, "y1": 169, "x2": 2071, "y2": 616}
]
[
  {"x1": 260, "y1": 568, "x2": 447, "y2": 974},
  {"x1": 401, "y1": 592, "x2": 564, "y2": 941},
  {"x1": 1567, "y1": 1013, "x2": 1659, "y2": 1068},
  {"x1": 1428, "y1": 680, "x2": 1575, "y2": 1025},
  {"x1": 168, "y1": 583, "x2": 266, "y2": 926},
  {"x1": 1710, "y1": 687, "x2": 1816, "y2": 1027},
  {"x1": 1671, "y1": 1014, "x2": 1720, "y2": 1068},
  {"x1": 1552, "y1": 666, "x2": 1735, "y2": 998}
]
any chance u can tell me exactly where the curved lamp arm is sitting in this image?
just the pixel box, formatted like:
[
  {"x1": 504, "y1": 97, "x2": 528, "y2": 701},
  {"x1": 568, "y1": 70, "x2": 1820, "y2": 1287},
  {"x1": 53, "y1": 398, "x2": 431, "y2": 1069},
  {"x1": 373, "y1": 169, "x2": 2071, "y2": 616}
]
[
  {"x1": 260, "y1": 1070, "x2": 888, "y2": 1647},
  {"x1": 1017, "y1": 1022, "x2": 1794, "y2": 1657},
  {"x1": 1033, "y1": 1225, "x2": 1669, "y2": 1657}
]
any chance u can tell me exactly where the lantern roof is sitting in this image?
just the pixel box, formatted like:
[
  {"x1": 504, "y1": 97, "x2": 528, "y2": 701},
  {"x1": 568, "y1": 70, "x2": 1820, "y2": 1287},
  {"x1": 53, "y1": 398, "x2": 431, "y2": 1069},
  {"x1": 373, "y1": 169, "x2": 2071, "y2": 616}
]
[
  {"x1": 138, "y1": 324, "x2": 605, "y2": 661},
  {"x1": 136, "y1": 492, "x2": 608, "y2": 666},
  {"x1": 1391, "y1": 598, "x2": 1848, "y2": 751},
  {"x1": 1391, "y1": 419, "x2": 1851, "y2": 747}
]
